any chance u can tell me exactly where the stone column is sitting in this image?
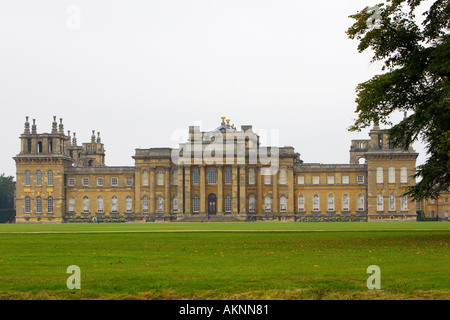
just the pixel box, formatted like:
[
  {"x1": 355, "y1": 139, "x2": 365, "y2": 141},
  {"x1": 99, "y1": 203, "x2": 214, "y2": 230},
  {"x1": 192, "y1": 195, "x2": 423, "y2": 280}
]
[
  {"x1": 232, "y1": 165, "x2": 238, "y2": 214},
  {"x1": 217, "y1": 165, "x2": 223, "y2": 215},
  {"x1": 177, "y1": 166, "x2": 184, "y2": 215},
  {"x1": 164, "y1": 166, "x2": 171, "y2": 214},
  {"x1": 149, "y1": 165, "x2": 156, "y2": 214},
  {"x1": 184, "y1": 165, "x2": 191, "y2": 216},
  {"x1": 239, "y1": 165, "x2": 246, "y2": 214},
  {"x1": 200, "y1": 165, "x2": 206, "y2": 215}
]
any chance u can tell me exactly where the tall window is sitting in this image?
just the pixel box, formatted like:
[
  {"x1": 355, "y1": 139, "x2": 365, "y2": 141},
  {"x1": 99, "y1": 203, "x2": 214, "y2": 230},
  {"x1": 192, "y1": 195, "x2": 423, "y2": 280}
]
[
  {"x1": 36, "y1": 197, "x2": 42, "y2": 213},
  {"x1": 36, "y1": 170, "x2": 42, "y2": 186},
  {"x1": 142, "y1": 170, "x2": 149, "y2": 186},
  {"x1": 298, "y1": 195, "x2": 305, "y2": 211},
  {"x1": 313, "y1": 194, "x2": 319, "y2": 211},
  {"x1": 172, "y1": 169, "x2": 178, "y2": 186},
  {"x1": 111, "y1": 196, "x2": 118, "y2": 213},
  {"x1": 172, "y1": 196, "x2": 178, "y2": 212},
  {"x1": 157, "y1": 170, "x2": 164, "y2": 186},
  {"x1": 280, "y1": 196, "x2": 287, "y2": 212},
  {"x1": 389, "y1": 194, "x2": 395, "y2": 211},
  {"x1": 142, "y1": 196, "x2": 149, "y2": 213},
  {"x1": 25, "y1": 196, "x2": 31, "y2": 213},
  {"x1": 358, "y1": 194, "x2": 364, "y2": 211},
  {"x1": 97, "y1": 196, "x2": 104, "y2": 213},
  {"x1": 47, "y1": 196, "x2": 53, "y2": 213},
  {"x1": 248, "y1": 168, "x2": 255, "y2": 185},
  {"x1": 83, "y1": 196, "x2": 89, "y2": 213},
  {"x1": 225, "y1": 195, "x2": 232, "y2": 212},
  {"x1": 25, "y1": 170, "x2": 31, "y2": 186},
  {"x1": 208, "y1": 168, "x2": 217, "y2": 184},
  {"x1": 328, "y1": 194, "x2": 334, "y2": 211},
  {"x1": 47, "y1": 170, "x2": 53, "y2": 186},
  {"x1": 342, "y1": 194, "x2": 349, "y2": 211},
  {"x1": 401, "y1": 195, "x2": 408, "y2": 211},
  {"x1": 377, "y1": 194, "x2": 384, "y2": 211},
  {"x1": 126, "y1": 196, "x2": 133, "y2": 213},
  {"x1": 376, "y1": 167, "x2": 383, "y2": 184},
  {"x1": 279, "y1": 168, "x2": 287, "y2": 185},
  {"x1": 400, "y1": 167, "x2": 407, "y2": 184},
  {"x1": 193, "y1": 195, "x2": 200, "y2": 213},
  {"x1": 265, "y1": 195, "x2": 271, "y2": 212},
  {"x1": 249, "y1": 195, "x2": 256, "y2": 212},
  {"x1": 192, "y1": 168, "x2": 200, "y2": 185},
  {"x1": 69, "y1": 197, "x2": 75, "y2": 213},
  {"x1": 388, "y1": 167, "x2": 395, "y2": 183},
  {"x1": 225, "y1": 167, "x2": 232, "y2": 184}
]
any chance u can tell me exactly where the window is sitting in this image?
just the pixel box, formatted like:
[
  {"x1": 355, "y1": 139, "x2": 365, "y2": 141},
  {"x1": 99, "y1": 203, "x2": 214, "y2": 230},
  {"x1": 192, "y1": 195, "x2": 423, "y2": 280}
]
[
  {"x1": 25, "y1": 196, "x2": 31, "y2": 213},
  {"x1": 68, "y1": 178, "x2": 75, "y2": 187},
  {"x1": 208, "y1": 168, "x2": 217, "y2": 184},
  {"x1": 225, "y1": 167, "x2": 232, "y2": 184},
  {"x1": 327, "y1": 176, "x2": 335, "y2": 185},
  {"x1": 142, "y1": 196, "x2": 149, "y2": 213},
  {"x1": 342, "y1": 175, "x2": 349, "y2": 184},
  {"x1": 69, "y1": 197, "x2": 75, "y2": 213},
  {"x1": 25, "y1": 170, "x2": 31, "y2": 186},
  {"x1": 376, "y1": 167, "x2": 383, "y2": 184},
  {"x1": 389, "y1": 194, "x2": 395, "y2": 211},
  {"x1": 388, "y1": 167, "x2": 395, "y2": 183},
  {"x1": 377, "y1": 194, "x2": 384, "y2": 211},
  {"x1": 445, "y1": 198, "x2": 449, "y2": 204},
  {"x1": 47, "y1": 197, "x2": 53, "y2": 213},
  {"x1": 312, "y1": 176, "x2": 319, "y2": 185},
  {"x1": 313, "y1": 194, "x2": 319, "y2": 211},
  {"x1": 279, "y1": 168, "x2": 287, "y2": 185},
  {"x1": 173, "y1": 196, "x2": 178, "y2": 212},
  {"x1": 36, "y1": 197, "x2": 42, "y2": 213},
  {"x1": 111, "y1": 177, "x2": 118, "y2": 186},
  {"x1": 97, "y1": 196, "x2": 104, "y2": 213},
  {"x1": 416, "y1": 201, "x2": 422, "y2": 211},
  {"x1": 328, "y1": 194, "x2": 334, "y2": 211},
  {"x1": 357, "y1": 175, "x2": 364, "y2": 184},
  {"x1": 342, "y1": 194, "x2": 349, "y2": 211},
  {"x1": 401, "y1": 195, "x2": 408, "y2": 211},
  {"x1": 37, "y1": 141, "x2": 43, "y2": 153},
  {"x1": 297, "y1": 176, "x2": 305, "y2": 185},
  {"x1": 82, "y1": 177, "x2": 89, "y2": 187},
  {"x1": 83, "y1": 196, "x2": 89, "y2": 213},
  {"x1": 298, "y1": 195, "x2": 305, "y2": 211},
  {"x1": 248, "y1": 168, "x2": 255, "y2": 185},
  {"x1": 400, "y1": 167, "x2": 407, "y2": 184},
  {"x1": 157, "y1": 170, "x2": 164, "y2": 186},
  {"x1": 280, "y1": 196, "x2": 287, "y2": 212},
  {"x1": 264, "y1": 174, "x2": 271, "y2": 185},
  {"x1": 193, "y1": 195, "x2": 200, "y2": 213},
  {"x1": 47, "y1": 170, "x2": 53, "y2": 186},
  {"x1": 97, "y1": 177, "x2": 104, "y2": 186},
  {"x1": 111, "y1": 196, "x2": 118, "y2": 213},
  {"x1": 142, "y1": 170, "x2": 149, "y2": 186},
  {"x1": 192, "y1": 168, "x2": 200, "y2": 185},
  {"x1": 225, "y1": 195, "x2": 232, "y2": 212},
  {"x1": 264, "y1": 195, "x2": 271, "y2": 212},
  {"x1": 358, "y1": 194, "x2": 364, "y2": 211},
  {"x1": 249, "y1": 195, "x2": 256, "y2": 212},
  {"x1": 36, "y1": 170, "x2": 42, "y2": 186},
  {"x1": 126, "y1": 196, "x2": 133, "y2": 213},
  {"x1": 172, "y1": 169, "x2": 178, "y2": 186},
  {"x1": 126, "y1": 177, "x2": 132, "y2": 186}
]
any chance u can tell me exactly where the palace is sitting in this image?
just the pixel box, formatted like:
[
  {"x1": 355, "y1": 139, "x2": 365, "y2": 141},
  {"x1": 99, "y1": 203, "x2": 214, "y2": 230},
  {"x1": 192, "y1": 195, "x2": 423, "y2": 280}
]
[{"x1": 13, "y1": 116, "x2": 449, "y2": 223}]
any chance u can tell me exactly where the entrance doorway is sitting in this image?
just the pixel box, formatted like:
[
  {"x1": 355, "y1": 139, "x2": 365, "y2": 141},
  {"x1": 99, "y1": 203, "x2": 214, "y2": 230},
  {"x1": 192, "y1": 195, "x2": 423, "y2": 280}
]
[{"x1": 208, "y1": 194, "x2": 217, "y2": 215}]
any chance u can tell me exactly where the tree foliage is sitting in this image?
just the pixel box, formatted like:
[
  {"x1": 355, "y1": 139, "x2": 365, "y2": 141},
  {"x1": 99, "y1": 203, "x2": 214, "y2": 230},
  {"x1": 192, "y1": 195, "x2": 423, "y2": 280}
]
[
  {"x1": 347, "y1": 0, "x2": 449, "y2": 200},
  {"x1": 0, "y1": 174, "x2": 15, "y2": 209}
]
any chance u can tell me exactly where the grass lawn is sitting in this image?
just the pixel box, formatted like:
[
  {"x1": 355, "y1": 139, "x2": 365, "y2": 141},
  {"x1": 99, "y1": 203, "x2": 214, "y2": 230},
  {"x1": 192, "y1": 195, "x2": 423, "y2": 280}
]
[{"x1": 0, "y1": 221, "x2": 449, "y2": 300}]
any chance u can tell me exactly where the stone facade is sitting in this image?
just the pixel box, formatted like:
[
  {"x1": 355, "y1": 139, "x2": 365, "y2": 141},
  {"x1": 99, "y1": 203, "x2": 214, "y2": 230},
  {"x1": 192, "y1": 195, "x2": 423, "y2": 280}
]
[{"x1": 14, "y1": 115, "x2": 444, "y2": 223}]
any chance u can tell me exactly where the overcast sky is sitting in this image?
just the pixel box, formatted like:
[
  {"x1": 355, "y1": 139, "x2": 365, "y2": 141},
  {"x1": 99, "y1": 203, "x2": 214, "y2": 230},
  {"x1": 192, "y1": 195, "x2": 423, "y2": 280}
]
[{"x1": 0, "y1": 0, "x2": 427, "y2": 178}]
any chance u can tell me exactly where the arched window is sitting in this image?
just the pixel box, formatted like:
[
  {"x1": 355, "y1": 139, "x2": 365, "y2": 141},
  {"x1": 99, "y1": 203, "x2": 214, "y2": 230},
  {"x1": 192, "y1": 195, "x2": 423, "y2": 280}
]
[
  {"x1": 342, "y1": 194, "x2": 349, "y2": 211},
  {"x1": 376, "y1": 167, "x2": 383, "y2": 184},
  {"x1": 37, "y1": 141, "x2": 43, "y2": 153},
  {"x1": 68, "y1": 197, "x2": 75, "y2": 213},
  {"x1": 25, "y1": 170, "x2": 31, "y2": 186},
  {"x1": 264, "y1": 195, "x2": 271, "y2": 212},
  {"x1": 25, "y1": 196, "x2": 31, "y2": 213},
  {"x1": 388, "y1": 167, "x2": 395, "y2": 183},
  {"x1": 225, "y1": 195, "x2": 232, "y2": 212},
  {"x1": 401, "y1": 195, "x2": 408, "y2": 211},
  {"x1": 172, "y1": 196, "x2": 178, "y2": 212},
  {"x1": 279, "y1": 168, "x2": 287, "y2": 185},
  {"x1": 47, "y1": 196, "x2": 53, "y2": 213},
  {"x1": 358, "y1": 194, "x2": 364, "y2": 211},
  {"x1": 83, "y1": 196, "x2": 89, "y2": 213},
  {"x1": 36, "y1": 170, "x2": 42, "y2": 186},
  {"x1": 313, "y1": 194, "x2": 319, "y2": 211},
  {"x1": 400, "y1": 167, "x2": 407, "y2": 184},
  {"x1": 157, "y1": 196, "x2": 163, "y2": 213},
  {"x1": 142, "y1": 196, "x2": 149, "y2": 213},
  {"x1": 248, "y1": 168, "x2": 255, "y2": 185},
  {"x1": 142, "y1": 170, "x2": 149, "y2": 186},
  {"x1": 157, "y1": 170, "x2": 164, "y2": 186},
  {"x1": 36, "y1": 196, "x2": 42, "y2": 213},
  {"x1": 47, "y1": 170, "x2": 53, "y2": 186},
  {"x1": 280, "y1": 196, "x2": 287, "y2": 212},
  {"x1": 97, "y1": 196, "x2": 104, "y2": 213},
  {"x1": 249, "y1": 195, "x2": 256, "y2": 212},
  {"x1": 193, "y1": 195, "x2": 200, "y2": 213},
  {"x1": 111, "y1": 196, "x2": 118, "y2": 213},
  {"x1": 377, "y1": 194, "x2": 384, "y2": 211},
  {"x1": 192, "y1": 168, "x2": 200, "y2": 185},
  {"x1": 126, "y1": 196, "x2": 133, "y2": 213},
  {"x1": 225, "y1": 167, "x2": 232, "y2": 184},
  {"x1": 389, "y1": 194, "x2": 395, "y2": 211},
  {"x1": 208, "y1": 168, "x2": 217, "y2": 184},
  {"x1": 298, "y1": 195, "x2": 305, "y2": 211},
  {"x1": 328, "y1": 194, "x2": 334, "y2": 211}
]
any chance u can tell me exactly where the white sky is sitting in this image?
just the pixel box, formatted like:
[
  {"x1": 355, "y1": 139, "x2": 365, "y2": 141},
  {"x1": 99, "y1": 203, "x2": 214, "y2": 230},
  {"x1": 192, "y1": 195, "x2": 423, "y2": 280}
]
[{"x1": 0, "y1": 0, "x2": 427, "y2": 178}]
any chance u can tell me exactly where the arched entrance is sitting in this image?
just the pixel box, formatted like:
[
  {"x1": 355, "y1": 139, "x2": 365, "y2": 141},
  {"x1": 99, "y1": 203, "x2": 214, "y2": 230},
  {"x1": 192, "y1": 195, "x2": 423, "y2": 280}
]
[{"x1": 208, "y1": 194, "x2": 217, "y2": 215}]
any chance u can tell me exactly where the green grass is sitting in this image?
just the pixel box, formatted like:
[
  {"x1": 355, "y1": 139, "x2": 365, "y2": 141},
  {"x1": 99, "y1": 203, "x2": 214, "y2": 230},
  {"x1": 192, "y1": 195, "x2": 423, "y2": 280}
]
[{"x1": 0, "y1": 222, "x2": 449, "y2": 300}]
